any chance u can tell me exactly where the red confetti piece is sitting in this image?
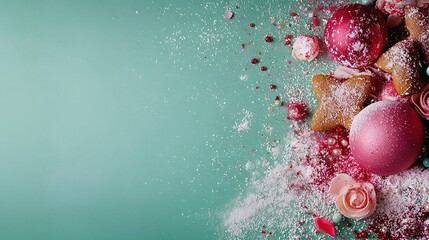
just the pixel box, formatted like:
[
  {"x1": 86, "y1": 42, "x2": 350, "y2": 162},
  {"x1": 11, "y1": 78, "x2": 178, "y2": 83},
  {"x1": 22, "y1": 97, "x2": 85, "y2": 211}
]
[
  {"x1": 290, "y1": 12, "x2": 298, "y2": 17},
  {"x1": 312, "y1": 15, "x2": 319, "y2": 26},
  {"x1": 314, "y1": 217, "x2": 336, "y2": 237}
]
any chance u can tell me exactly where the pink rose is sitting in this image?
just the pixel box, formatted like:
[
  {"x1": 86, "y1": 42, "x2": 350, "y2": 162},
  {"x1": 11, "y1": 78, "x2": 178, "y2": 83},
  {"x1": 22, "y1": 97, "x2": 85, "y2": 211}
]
[
  {"x1": 328, "y1": 174, "x2": 376, "y2": 220},
  {"x1": 411, "y1": 83, "x2": 429, "y2": 120}
]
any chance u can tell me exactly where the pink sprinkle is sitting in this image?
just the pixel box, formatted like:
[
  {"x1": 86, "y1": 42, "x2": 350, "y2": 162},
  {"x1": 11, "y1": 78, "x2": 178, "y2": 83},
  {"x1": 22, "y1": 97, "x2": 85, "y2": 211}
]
[
  {"x1": 314, "y1": 217, "x2": 336, "y2": 237},
  {"x1": 224, "y1": 11, "x2": 234, "y2": 19}
]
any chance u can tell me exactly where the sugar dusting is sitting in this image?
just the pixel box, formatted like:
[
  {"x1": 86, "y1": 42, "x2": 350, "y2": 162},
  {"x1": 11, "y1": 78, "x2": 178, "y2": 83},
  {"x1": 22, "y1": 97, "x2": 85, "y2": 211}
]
[{"x1": 232, "y1": 110, "x2": 254, "y2": 132}]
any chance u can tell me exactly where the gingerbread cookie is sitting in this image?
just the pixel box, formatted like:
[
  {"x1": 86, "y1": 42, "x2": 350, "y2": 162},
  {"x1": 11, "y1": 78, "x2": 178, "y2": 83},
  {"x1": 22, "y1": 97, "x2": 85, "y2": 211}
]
[
  {"x1": 375, "y1": 39, "x2": 422, "y2": 95},
  {"x1": 311, "y1": 74, "x2": 372, "y2": 131},
  {"x1": 405, "y1": 6, "x2": 429, "y2": 64}
]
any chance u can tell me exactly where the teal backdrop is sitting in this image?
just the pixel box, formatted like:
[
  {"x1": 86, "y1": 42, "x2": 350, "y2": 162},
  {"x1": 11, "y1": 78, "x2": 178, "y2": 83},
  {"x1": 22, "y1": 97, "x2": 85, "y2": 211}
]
[{"x1": 0, "y1": 0, "x2": 341, "y2": 239}]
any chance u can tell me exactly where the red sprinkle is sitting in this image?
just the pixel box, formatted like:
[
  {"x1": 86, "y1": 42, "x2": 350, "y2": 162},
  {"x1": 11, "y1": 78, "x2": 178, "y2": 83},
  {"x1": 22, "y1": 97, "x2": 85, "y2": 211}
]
[
  {"x1": 265, "y1": 36, "x2": 273, "y2": 42},
  {"x1": 290, "y1": 12, "x2": 298, "y2": 17},
  {"x1": 312, "y1": 15, "x2": 319, "y2": 26},
  {"x1": 250, "y1": 23, "x2": 255, "y2": 27},
  {"x1": 261, "y1": 66, "x2": 267, "y2": 71},
  {"x1": 284, "y1": 35, "x2": 293, "y2": 45},
  {"x1": 251, "y1": 58, "x2": 258, "y2": 64},
  {"x1": 269, "y1": 84, "x2": 276, "y2": 90},
  {"x1": 361, "y1": 231, "x2": 369, "y2": 238}
]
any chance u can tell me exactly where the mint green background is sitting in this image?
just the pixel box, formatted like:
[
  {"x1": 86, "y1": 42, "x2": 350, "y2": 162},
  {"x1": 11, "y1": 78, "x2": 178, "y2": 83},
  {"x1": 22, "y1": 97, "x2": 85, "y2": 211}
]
[{"x1": 0, "y1": 1, "x2": 341, "y2": 239}]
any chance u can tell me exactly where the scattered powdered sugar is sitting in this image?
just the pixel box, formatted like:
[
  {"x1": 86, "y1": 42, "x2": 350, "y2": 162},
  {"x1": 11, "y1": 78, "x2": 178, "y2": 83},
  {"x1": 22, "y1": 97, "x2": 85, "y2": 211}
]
[
  {"x1": 223, "y1": 124, "x2": 335, "y2": 239},
  {"x1": 232, "y1": 110, "x2": 253, "y2": 132}
]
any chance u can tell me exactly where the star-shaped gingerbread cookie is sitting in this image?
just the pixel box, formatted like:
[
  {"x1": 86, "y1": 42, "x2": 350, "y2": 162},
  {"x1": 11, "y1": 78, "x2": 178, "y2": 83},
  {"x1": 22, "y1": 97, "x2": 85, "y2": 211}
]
[
  {"x1": 405, "y1": 6, "x2": 429, "y2": 64},
  {"x1": 311, "y1": 74, "x2": 372, "y2": 131},
  {"x1": 375, "y1": 39, "x2": 422, "y2": 95}
]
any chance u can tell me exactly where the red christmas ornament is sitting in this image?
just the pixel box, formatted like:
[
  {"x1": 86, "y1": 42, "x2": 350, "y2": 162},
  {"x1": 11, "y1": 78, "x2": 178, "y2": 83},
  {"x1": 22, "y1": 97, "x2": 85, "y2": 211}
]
[{"x1": 324, "y1": 4, "x2": 387, "y2": 69}]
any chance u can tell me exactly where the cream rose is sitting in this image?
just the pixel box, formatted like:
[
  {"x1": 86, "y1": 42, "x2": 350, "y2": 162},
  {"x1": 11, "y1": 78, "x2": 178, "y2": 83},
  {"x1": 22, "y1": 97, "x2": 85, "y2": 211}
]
[
  {"x1": 328, "y1": 174, "x2": 376, "y2": 220},
  {"x1": 291, "y1": 36, "x2": 319, "y2": 62}
]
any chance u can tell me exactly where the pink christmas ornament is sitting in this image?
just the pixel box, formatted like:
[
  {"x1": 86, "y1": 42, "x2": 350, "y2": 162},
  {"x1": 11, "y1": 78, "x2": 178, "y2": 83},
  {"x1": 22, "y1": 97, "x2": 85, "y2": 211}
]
[
  {"x1": 350, "y1": 100, "x2": 424, "y2": 176},
  {"x1": 324, "y1": 4, "x2": 388, "y2": 69}
]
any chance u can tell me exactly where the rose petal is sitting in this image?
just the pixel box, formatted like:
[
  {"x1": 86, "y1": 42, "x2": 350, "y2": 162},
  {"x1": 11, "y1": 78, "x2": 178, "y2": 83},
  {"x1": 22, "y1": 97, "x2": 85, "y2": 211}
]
[
  {"x1": 314, "y1": 217, "x2": 336, "y2": 237},
  {"x1": 337, "y1": 196, "x2": 367, "y2": 220},
  {"x1": 329, "y1": 174, "x2": 357, "y2": 197},
  {"x1": 345, "y1": 187, "x2": 368, "y2": 209}
]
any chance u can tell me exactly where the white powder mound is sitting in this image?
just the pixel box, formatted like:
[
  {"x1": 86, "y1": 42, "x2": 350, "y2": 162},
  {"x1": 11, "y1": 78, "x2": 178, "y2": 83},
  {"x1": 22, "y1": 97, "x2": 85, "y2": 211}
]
[{"x1": 223, "y1": 124, "x2": 335, "y2": 239}]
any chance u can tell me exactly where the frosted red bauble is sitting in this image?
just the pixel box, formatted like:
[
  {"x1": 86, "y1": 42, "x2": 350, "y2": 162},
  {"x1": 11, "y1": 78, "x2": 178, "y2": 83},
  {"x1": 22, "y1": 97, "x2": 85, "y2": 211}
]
[
  {"x1": 324, "y1": 4, "x2": 388, "y2": 69},
  {"x1": 350, "y1": 101, "x2": 424, "y2": 176}
]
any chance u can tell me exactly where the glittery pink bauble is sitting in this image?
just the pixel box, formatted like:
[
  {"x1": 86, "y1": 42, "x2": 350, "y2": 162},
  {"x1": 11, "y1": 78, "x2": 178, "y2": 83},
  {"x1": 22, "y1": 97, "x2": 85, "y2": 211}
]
[
  {"x1": 350, "y1": 101, "x2": 424, "y2": 176},
  {"x1": 324, "y1": 4, "x2": 388, "y2": 69}
]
